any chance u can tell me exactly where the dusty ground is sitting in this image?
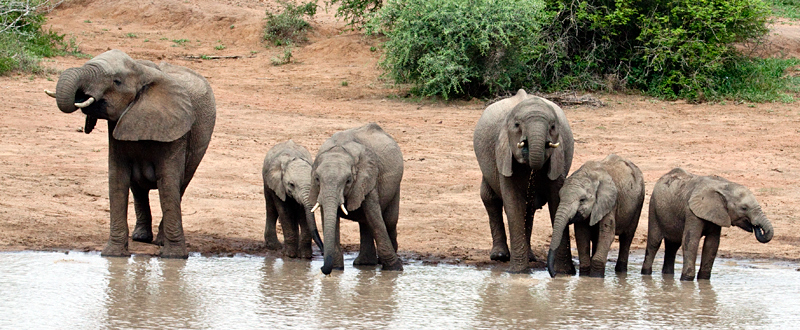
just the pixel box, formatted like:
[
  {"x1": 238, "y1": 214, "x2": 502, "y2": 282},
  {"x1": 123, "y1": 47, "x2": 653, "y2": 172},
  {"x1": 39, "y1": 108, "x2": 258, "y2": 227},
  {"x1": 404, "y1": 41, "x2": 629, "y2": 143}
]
[{"x1": 1, "y1": 0, "x2": 799, "y2": 270}]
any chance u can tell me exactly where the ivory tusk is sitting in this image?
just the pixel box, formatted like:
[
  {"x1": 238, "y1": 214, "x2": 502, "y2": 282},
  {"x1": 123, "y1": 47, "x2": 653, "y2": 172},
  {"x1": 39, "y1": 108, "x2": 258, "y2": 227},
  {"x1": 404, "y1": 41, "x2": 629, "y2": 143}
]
[
  {"x1": 311, "y1": 202, "x2": 320, "y2": 213},
  {"x1": 517, "y1": 141, "x2": 526, "y2": 149},
  {"x1": 44, "y1": 90, "x2": 57, "y2": 98},
  {"x1": 340, "y1": 204, "x2": 348, "y2": 216},
  {"x1": 74, "y1": 97, "x2": 95, "y2": 108},
  {"x1": 548, "y1": 142, "x2": 560, "y2": 148}
]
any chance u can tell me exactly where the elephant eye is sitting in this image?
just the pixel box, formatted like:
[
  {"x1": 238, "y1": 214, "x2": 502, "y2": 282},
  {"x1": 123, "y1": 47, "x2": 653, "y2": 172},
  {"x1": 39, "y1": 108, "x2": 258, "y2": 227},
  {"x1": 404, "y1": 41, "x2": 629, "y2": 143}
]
[
  {"x1": 741, "y1": 205, "x2": 748, "y2": 211},
  {"x1": 288, "y1": 182, "x2": 295, "y2": 189},
  {"x1": 580, "y1": 197, "x2": 587, "y2": 203},
  {"x1": 113, "y1": 79, "x2": 122, "y2": 86},
  {"x1": 514, "y1": 122, "x2": 520, "y2": 128}
]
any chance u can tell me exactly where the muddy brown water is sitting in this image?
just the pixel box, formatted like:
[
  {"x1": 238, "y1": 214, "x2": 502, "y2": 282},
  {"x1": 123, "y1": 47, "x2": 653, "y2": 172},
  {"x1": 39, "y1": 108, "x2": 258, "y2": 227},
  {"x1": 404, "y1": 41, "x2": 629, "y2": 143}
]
[{"x1": 0, "y1": 252, "x2": 798, "y2": 329}]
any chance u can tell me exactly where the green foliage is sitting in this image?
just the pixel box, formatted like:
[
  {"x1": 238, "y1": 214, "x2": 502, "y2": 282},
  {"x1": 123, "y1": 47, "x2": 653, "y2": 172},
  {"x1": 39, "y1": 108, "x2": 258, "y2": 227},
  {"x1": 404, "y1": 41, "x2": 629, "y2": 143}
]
[
  {"x1": 704, "y1": 57, "x2": 800, "y2": 102},
  {"x1": 373, "y1": 0, "x2": 789, "y2": 101},
  {"x1": 766, "y1": 0, "x2": 800, "y2": 19},
  {"x1": 327, "y1": 0, "x2": 382, "y2": 29},
  {"x1": 264, "y1": 0, "x2": 318, "y2": 46},
  {"x1": 0, "y1": 0, "x2": 70, "y2": 75},
  {"x1": 270, "y1": 46, "x2": 294, "y2": 65},
  {"x1": 372, "y1": 0, "x2": 545, "y2": 99}
]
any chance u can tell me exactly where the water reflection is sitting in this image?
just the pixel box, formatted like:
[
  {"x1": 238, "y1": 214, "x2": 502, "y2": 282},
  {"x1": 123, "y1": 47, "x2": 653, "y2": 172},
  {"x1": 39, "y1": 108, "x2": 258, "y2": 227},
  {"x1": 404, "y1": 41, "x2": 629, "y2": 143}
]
[
  {"x1": 0, "y1": 252, "x2": 798, "y2": 329},
  {"x1": 103, "y1": 256, "x2": 201, "y2": 329}
]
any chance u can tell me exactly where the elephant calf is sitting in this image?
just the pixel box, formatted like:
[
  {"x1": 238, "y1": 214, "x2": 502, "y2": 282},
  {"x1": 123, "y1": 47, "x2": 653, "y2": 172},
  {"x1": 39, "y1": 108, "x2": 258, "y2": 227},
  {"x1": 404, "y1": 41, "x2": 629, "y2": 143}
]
[
  {"x1": 262, "y1": 140, "x2": 323, "y2": 258},
  {"x1": 641, "y1": 168, "x2": 774, "y2": 281},
  {"x1": 547, "y1": 154, "x2": 645, "y2": 278},
  {"x1": 310, "y1": 123, "x2": 404, "y2": 275}
]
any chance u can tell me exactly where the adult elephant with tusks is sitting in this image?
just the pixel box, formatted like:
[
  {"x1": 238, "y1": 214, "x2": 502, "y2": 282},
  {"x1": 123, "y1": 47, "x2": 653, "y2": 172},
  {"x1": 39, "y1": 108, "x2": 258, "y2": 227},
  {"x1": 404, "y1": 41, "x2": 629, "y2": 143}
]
[
  {"x1": 44, "y1": 49, "x2": 216, "y2": 258},
  {"x1": 310, "y1": 123, "x2": 404, "y2": 275},
  {"x1": 473, "y1": 89, "x2": 575, "y2": 273}
]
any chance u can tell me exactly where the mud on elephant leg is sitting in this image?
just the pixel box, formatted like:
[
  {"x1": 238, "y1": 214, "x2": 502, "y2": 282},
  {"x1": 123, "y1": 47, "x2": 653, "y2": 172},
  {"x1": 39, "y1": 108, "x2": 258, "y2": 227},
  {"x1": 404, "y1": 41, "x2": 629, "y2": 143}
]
[{"x1": 662, "y1": 240, "x2": 680, "y2": 275}]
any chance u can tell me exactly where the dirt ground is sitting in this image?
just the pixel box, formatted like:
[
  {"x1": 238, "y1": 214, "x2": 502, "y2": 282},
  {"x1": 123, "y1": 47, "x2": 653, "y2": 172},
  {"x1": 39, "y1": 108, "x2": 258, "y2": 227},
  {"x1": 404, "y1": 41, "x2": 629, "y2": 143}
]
[{"x1": 1, "y1": 0, "x2": 799, "y2": 269}]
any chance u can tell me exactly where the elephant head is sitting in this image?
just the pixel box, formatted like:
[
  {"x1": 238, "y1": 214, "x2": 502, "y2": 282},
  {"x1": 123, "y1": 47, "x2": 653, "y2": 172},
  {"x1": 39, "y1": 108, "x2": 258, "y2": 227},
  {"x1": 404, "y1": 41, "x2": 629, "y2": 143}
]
[
  {"x1": 689, "y1": 177, "x2": 773, "y2": 243},
  {"x1": 264, "y1": 144, "x2": 323, "y2": 251},
  {"x1": 46, "y1": 49, "x2": 193, "y2": 141},
  {"x1": 309, "y1": 141, "x2": 377, "y2": 275},
  {"x1": 496, "y1": 97, "x2": 567, "y2": 180},
  {"x1": 547, "y1": 165, "x2": 617, "y2": 277}
]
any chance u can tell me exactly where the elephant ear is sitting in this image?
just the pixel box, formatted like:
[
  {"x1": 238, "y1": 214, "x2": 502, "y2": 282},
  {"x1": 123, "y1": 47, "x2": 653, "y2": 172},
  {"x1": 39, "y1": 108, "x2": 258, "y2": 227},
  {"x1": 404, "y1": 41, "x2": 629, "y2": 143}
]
[
  {"x1": 266, "y1": 154, "x2": 291, "y2": 202},
  {"x1": 590, "y1": 172, "x2": 618, "y2": 226},
  {"x1": 689, "y1": 182, "x2": 731, "y2": 227},
  {"x1": 113, "y1": 66, "x2": 194, "y2": 142},
  {"x1": 343, "y1": 141, "x2": 378, "y2": 211},
  {"x1": 495, "y1": 125, "x2": 513, "y2": 177}
]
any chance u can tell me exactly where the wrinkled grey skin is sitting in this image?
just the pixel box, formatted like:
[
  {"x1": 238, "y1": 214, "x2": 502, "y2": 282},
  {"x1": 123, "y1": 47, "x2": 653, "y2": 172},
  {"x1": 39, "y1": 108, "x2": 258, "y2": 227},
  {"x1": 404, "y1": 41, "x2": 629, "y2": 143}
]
[
  {"x1": 547, "y1": 154, "x2": 645, "y2": 278},
  {"x1": 473, "y1": 89, "x2": 575, "y2": 273},
  {"x1": 642, "y1": 168, "x2": 774, "y2": 281},
  {"x1": 262, "y1": 140, "x2": 323, "y2": 258},
  {"x1": 310, "y1": 123, "x2": 404, "y2": 275},
  {"x1": 48, "y1": 50, "x2": 216, "y2": 258}
]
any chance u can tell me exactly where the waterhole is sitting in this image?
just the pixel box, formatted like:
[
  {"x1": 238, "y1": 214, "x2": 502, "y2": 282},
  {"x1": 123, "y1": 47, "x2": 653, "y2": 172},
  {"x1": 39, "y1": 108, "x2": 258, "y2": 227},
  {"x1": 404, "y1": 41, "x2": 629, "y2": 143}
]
[{"x1": 0, "y1": 252, "x2": 797, "y2": 328}]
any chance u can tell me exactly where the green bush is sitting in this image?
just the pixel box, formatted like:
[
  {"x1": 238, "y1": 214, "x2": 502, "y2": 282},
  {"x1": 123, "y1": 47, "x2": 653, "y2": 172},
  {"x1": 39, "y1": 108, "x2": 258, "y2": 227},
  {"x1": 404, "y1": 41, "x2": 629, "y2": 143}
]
[
  {"x1": 263, "y1": 0, "x2": 318, "y2": 46},
  {"x1": 766, "y1": 0, "x2": 800, "y2": 19},
  {"x1": 327, "y1": 0, "x2": 382, "y2": 29},
  {"x1": 372, "y1": 0, "x2": 546, "y2": 99},
  {"x1": 0, "y1": 0, "x2": 66, "y2": 75},
  {"x1": 373, "y1": 0, "x2": 794, "y2": 102}
]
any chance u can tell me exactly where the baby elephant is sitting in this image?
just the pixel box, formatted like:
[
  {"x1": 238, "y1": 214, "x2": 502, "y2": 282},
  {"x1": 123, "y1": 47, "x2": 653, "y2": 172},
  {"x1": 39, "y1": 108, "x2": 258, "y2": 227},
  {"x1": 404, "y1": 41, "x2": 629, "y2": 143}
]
[
  {"x1": 263, "y1": 140, "x2": 323, "y2": 258},
  {"x1": 642, "y1": 168, "x2": 774, "y2": 281},
  {"x1": 547, "y1": 154, "x2": 645, "y2": 278}
]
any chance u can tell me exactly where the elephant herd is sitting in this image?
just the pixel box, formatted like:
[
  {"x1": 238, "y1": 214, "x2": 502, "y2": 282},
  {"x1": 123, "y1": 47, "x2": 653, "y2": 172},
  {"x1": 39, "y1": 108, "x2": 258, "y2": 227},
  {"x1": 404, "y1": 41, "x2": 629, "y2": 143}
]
[{"x1": 45, "y1": 50, "x2": 773, "y2": 281}]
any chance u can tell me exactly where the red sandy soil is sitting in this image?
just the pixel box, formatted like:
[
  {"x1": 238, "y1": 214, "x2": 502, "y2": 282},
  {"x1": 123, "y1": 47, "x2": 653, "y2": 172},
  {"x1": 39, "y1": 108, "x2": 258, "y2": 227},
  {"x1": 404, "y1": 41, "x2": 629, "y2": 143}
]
[{"x1": 1, "y1": 0, "x2": 799, "y2": 269}]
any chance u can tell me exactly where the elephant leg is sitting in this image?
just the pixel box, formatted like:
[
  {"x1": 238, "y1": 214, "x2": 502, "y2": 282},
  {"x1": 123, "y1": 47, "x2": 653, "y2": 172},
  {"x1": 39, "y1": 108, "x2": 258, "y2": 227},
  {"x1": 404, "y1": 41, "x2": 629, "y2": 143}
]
[
  {"x1": 263, "y1": 189, "x2": 283, "y2": 251},
  {"x1": 130, "y1": 184, "x2": 154, "y2": 243},
  {"x1": 383, "y1": 194, "x2": 400, "y2": 252},
  {"x1": 363, "y1": 192, "x2": 402, "y2": 271},
  {"x1": 615, "y1": 231, "x2": 635, "y2": 273},
  {"x1": 525, "y1": 210, "x2": 536, "y2": 262},
  {"x1": 296, "y1": 208, "x2": 313, "y2": 259},
  {"x1": 680, "y1": 221, "x2": 703, "y2": 281},
  {"x1": 354, "y1": 219, "x2": 379, "y2": 266},
  {"x1": 501, "y1": 180, "x2": 529, "y2": 273},
  {"x1": 101, "y1": 154, "x2": 132, "y2": 257},
  {"x1": 697, "y1": 225, "x2": 721, "y2": 280},
  {"x1": 481, "y1": 179, "x2": 509, "y2": 262},
  {"x1": 662, "y1": 240, "x2": 681, "y2": 275},
  {"x1": 589, "y1": 216, "x2": 616, "y2": 278},
  {"x1": 276, "y1": 202, "x2": 299, "y2": 258},
  {"x1": 574, "y1": 223, "x2": 592, "y2": 276},
  {"x1": 156, "y1": 145, "x2": 188, "y2": 259},
  {"x1": 642, "y1": 213, "x2": 664, "y2": 275},
  {"x1": 548, "y1": 180, "x2": 576, "y2": 275}
]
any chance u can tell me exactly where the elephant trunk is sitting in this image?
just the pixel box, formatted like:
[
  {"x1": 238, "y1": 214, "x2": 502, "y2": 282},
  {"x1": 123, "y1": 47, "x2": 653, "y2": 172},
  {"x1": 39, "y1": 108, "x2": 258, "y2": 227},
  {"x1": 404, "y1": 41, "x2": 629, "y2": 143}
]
[
  {"x1": 526, "y1": 129, "x2": 547, "y2": 171},
  {"x1": 320, "y1": 196, "x2": 340, "y2": 275},
  {"x1": 55, "y1": 67, "x2": 87, "y2": 114},
  {"x1": 547, "y1": 201, "x2": 578, "y2": 278},
  {"x1": 752, "y1": 210, "x2": 773, "y2": 243},
  {"x1": 299, "y1": 190, "x2": 323, "y2": 251}
]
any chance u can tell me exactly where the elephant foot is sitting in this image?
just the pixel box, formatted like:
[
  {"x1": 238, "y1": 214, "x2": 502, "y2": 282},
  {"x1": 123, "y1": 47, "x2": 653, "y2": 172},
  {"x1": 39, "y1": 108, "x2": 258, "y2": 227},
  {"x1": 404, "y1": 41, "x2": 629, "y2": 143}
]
[
  {"x1": 154, "y1": 231, "x2": 165, "y2": 246},
  {"x1": 641, "y1": 268, "x2": 653, "y2": 275},
  {"x1": 160, "y1": 241, "x2": 188, "y2": 259},
  {"x1": 662, "y1": 268, "x2": 675, "y2": 275},
  {"x1": 680, "y1": 273, "x2": 695, "y2": 281},
  {"x1": 490, "y1": 245, "x2": 510, "y2": 262},
  {"x1": 578, "y1": 267, "x2": 591, "y2": 276},
  {"x1": 696, "y1": 271, "x2": 711, "y2": 280},
  {"x1": 284, "y1": 245, "x2": 299, "y2": 259},
  {"x1": 552, "y1": 259, "x2": 577, "y2": 275},
  {"x1": 131, "y1": 227, "x2": 153, "y2": 243},
  {"x1": 527, "y1": 249, "x2": 537, "y2": 262},
  {"x1": 506, "y1": 262, "x2": 530, "y2": 274},
  {"x1": 101, "y1": 241, "x2": 131, "y2": 257},
  {"x1": 589, "y1": 269, "x2": 606, "y2": 278},
  {"x1": 298, "y1": 247, "x2": 313, "y2": 259},
  {"x1": 615, "y1": 262, "x2": 628, "y2": 273},
  {"x1": 354, "y1": 253, "x2": 379, "y2": 266},
  {"x1": 381, "y1": 257, "x2": 404, "y2": 271},
  {"x1": 264, "y1": 236, "x2": 283, "y2": 251}
]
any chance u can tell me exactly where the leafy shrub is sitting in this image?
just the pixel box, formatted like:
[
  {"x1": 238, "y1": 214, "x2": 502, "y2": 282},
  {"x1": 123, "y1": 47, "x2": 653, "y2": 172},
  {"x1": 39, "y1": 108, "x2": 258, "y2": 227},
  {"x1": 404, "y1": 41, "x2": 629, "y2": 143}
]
[
  {"x1": 0, "y1": 0, "x2": 66, "y2": 75},
  {"x1": 373, "y1": 0, "x2": 791, "y2": 102},
  {"x1": 766, "y1": 0, "x2": 800, "y2": 19},
  {"x1": 264, "y1": 0, "x2": 318, "y2": 46},
  {"x1": 327, "y1": 0, "x2": 382, "y2": 29},
  {"x1": 372, "y1": 0, "x2": 545, "y2": 99}
]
